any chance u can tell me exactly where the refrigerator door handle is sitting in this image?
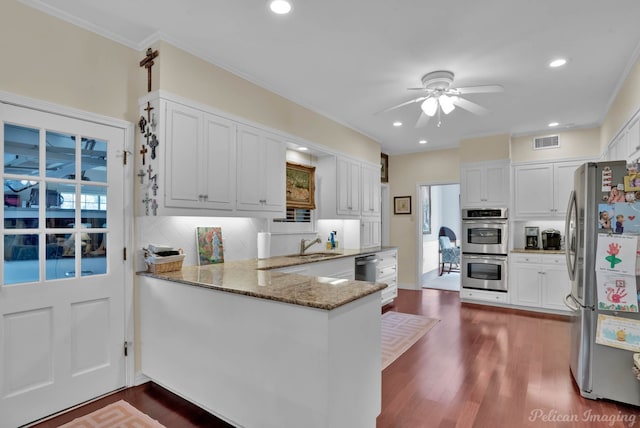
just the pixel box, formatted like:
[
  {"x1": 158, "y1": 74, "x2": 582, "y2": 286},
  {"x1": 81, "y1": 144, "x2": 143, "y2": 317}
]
[
  {"x1": 565, "y1": 190, "x2": 577, "y2": 281},
  {"x1": 564, "y1": 293, "x2": 581, "y2": 311}
]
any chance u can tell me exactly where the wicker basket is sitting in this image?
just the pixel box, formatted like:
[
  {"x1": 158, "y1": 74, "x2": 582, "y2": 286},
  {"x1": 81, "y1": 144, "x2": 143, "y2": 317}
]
[{"x1": 145, "y1": 250, "x2": 185, "y2": 273}]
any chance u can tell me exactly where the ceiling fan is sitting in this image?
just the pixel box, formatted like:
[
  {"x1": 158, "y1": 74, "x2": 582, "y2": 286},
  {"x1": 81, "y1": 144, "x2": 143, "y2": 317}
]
[{"x1": 380, "y1": 70, "x2": 503, "y2": 127}]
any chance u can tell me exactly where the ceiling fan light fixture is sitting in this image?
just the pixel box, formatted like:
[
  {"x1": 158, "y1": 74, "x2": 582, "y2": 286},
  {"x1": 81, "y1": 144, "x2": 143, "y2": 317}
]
[
  {"x1": 439, "y1": 95, "x2": 456, "y2": 115},
  {"x1": 549, "y1": 58, "x2": 567, "y2": 68},
  {"x1": 269, "y1": 0, "x2": 292, "y2": 14},
  {"x1": 421, "y1": 97, "x2": 438, "y2": 117}
]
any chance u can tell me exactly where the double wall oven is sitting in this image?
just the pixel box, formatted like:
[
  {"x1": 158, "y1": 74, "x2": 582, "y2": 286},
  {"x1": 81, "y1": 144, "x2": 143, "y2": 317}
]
[{"x1": 461, "y1": 208, "x2": 508, "y2": 292}]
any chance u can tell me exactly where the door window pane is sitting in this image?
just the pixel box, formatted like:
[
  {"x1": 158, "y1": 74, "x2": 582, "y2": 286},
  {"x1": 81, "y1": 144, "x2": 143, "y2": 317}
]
[
  {"x1": 46, "y1": 183, "x2": 75, "y2": 228},
  {"x1": 4, "y1": 234, "x2": 39, "y2": 284},
  {"x1": 81, "y1": 184, "x2": 107, "y2": 228},
  {"x1": 45, "y1": 131, "x2": 75, "y2": 179},
  {"x1": 4, "y1": 124, "x2": 39, "y2": 177},
  {"x1": 81, "y1": 232, "x2": 106, "y2": 277},
  {"x1": 4, "y1": 180, "x2": 39, "y2": 229},
  {"x1": 81, "y1": 138, "x2": 107, "y2": 183}
]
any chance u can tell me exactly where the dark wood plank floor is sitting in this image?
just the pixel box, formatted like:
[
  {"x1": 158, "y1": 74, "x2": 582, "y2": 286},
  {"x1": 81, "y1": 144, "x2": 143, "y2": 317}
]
[{"x1": 31, "y1": 289, "x2": 639, "y2": 428}]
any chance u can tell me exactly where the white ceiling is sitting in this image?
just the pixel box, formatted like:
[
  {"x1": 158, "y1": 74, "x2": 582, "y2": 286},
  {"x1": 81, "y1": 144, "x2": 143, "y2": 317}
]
[{"x1": 21, "y1": 0, "x2": 640, "y2": 154}]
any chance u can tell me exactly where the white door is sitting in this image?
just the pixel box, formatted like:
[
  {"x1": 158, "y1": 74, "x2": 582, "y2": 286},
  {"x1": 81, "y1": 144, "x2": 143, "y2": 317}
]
[{"x1": 0, "y1": 103, "x2": 126, "y2": 428}]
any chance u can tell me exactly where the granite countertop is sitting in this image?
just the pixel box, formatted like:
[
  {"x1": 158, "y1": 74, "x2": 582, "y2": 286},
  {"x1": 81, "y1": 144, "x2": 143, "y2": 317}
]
[
  {"x1": 138, "y1": 246, "x2": 397, "y2": 310},
  {"x1": 511, "y1": 248, "x2": 565, "y2": 255}
]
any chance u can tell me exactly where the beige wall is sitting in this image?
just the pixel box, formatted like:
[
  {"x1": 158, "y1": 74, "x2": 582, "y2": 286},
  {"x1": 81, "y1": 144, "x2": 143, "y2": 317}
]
[
  {"x1": 389, "y1": 148, "x2": 460, "y2": 287},
  {"x1": 511, "y1": 127, "x2": 601, "y2": 163},
  {"x1": 459, "y1": 134, "x2": 510, "y2": 163},
  {"x1": 156, "y1": 41, "x2": 380, "y2": 163},
  {"x1": 0, "y1": 2, "x2": 142, "y2": 122},
  {"x1": 601, "y1": 57, "x2": 640, "y2": 150}
]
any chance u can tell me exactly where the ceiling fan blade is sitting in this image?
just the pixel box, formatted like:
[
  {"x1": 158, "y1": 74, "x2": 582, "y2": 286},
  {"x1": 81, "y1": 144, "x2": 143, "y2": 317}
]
[
  {"x1": 453, "y1": 97, "x2": 490, "y2": 115},
  {"x1": 376, "y1": 97, "x2": 427, "y2": 114},
  {"x1": 407, "y1": 87, "x2": 427, "y2": 91},
  {"x1": 454, "y1": 85, "x2": 504, "y2": 95},
  {"x1": 415, "y1": 112, "x2": 431, "y2": 128}
]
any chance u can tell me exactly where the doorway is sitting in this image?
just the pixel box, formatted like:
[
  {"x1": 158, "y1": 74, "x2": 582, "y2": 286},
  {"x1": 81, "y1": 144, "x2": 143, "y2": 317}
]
[
  {"x1": 417, "y1": 183, "x2": 460, "y2": 291},
  {"x1": 0, "y1": 101, "x2": 131, "y2": 427}
]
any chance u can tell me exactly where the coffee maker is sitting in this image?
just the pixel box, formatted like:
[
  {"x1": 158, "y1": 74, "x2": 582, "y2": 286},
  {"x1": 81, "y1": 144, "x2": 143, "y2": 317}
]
[
  {"x1": 525, "y1": 226, "x2": 539, "y2": 250},
  {"x1": 542, "y1": 229, "x2": 562, "y2": 250}
]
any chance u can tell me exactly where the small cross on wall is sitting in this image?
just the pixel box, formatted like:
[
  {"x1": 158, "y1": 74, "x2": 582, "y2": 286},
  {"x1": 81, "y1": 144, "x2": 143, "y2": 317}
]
[{"x1": 140, "y1": 145, "x2": 148, "y2": 166}]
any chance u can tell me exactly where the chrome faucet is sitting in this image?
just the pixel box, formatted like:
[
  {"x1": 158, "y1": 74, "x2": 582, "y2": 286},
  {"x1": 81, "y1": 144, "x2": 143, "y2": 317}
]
[{"x1": 300, "y1": 237, "x2": 321, "y2": 255}]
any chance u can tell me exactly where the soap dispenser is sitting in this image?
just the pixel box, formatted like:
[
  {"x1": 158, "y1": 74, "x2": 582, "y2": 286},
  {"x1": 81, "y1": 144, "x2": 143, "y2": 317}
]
[{"x1": 330, "y1": 231, "x2": 337, "y2": 250}]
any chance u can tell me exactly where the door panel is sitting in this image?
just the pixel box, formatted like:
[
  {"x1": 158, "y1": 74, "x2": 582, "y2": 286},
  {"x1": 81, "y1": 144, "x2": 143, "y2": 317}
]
[{"x1": 0, "y1": 103, "x2": 126, "y2": 428}]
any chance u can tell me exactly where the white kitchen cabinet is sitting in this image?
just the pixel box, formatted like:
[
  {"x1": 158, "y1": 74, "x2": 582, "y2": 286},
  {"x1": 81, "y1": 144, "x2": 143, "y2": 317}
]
[
  {"x1": 509, "y1": 253, "x2": 570, "y2": 312},
  {"x1": 459, "y1": 288, "x2": 508, "y2": 304},
  {"x1": 513, "y1": 160, "x2": 582, "y2": 219},
  {"x1": 138, "y1": 93, "x2": 288, "y2": 218},
  {"x1": 607, "y1": 112, "x2": 640, "y2": 161},
  {"x1": 236, "y1": 125, "x2": 286, "y2": 215},
  {"x1": 361, "y1": 164, "x2": 381, "y2": 216},
  {"x1": 377, "y1": 249, "x2": 397, "y2": 306},
  {"x1": 317, "y1": 155, "x2": 363, "y2": 218},
  {"x1": 460, "y1": 160, "x2": 509, "y2": 208},
  {"x1": 361, "y1": 218, "x2": 381, "y2": 249},
  {"x1": 164, "y1": 100, "x2": 236, "y2": 211},
  {"x1": 337, "y1": 158, "x2": 361, "y2": 215}
]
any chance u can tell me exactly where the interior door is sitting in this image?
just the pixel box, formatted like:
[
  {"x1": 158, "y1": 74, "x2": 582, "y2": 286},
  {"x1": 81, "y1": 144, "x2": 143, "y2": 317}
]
[{"x1": 0, "y1": 103, "x2": 126, "y2": 428}]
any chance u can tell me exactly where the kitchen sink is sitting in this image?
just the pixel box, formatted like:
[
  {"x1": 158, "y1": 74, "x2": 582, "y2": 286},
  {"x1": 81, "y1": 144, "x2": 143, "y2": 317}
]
[{"x1": 286, "y1": 252, "x2": 341, "y2": 259}]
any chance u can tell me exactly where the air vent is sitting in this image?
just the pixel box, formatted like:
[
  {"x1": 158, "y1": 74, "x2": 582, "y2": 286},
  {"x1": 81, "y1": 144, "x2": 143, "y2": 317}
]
[{"x1": 533, "y1": 135, "x2": 560, "y2": 150}]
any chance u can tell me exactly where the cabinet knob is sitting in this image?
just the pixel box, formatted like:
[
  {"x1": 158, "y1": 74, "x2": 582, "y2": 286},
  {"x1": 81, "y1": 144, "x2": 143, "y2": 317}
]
[{"x1": 259, "y1": 199, "x2": 267, "y2": 204}]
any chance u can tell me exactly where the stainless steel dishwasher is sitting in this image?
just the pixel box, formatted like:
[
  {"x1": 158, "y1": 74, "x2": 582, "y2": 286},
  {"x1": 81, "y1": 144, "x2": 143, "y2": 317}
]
[{"x1": 355, "y1": 254, "x2": 377, "y2": 282}]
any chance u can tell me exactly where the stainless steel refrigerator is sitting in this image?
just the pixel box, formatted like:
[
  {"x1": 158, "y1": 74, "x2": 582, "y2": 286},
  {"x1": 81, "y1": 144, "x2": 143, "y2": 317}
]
[{"x1": 565, "y1": 160, "x2": 640, "y2": 406}]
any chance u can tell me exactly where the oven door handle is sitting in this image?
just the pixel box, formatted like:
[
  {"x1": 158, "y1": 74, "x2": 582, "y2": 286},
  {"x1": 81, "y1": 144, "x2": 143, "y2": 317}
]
[{"x1": 462, "y1": 254, "x2": 507, "y2": 261}]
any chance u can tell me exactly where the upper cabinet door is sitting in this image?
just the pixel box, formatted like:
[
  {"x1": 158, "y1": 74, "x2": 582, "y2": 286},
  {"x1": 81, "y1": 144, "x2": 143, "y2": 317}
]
[
  {"x1": 165, "y1": 101, "x2": 204, "y2": 208},
  {"x1": 164, "y1": 101, "x2": 236, "y2": 211},
  {"x1": 336, "y1": 158, "x2": 361, "y2": 215},
  {"x1": 460, "y1": 161, "x2": 509, "y2": 208},
  {"x1": 361, "y1": 164, "x2": 381, "y2": 216},
  {"x1": 236, "y1": 125, "x2": 286, "y2": 214},
  {"x1": 513, "y1": 164, "x2": 554, "y2": 217},
  {"x1": 201, "y1": 113, "x2": 236, "y2": 210}
]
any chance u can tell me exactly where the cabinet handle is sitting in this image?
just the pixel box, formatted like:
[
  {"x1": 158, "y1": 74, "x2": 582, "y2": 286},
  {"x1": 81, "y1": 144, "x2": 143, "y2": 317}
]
[{"x1": 259, "y1": 199, "x2": 267, "y2": 204}]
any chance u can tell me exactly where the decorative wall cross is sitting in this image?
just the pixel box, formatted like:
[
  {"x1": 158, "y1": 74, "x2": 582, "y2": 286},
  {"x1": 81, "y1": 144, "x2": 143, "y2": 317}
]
[
  {"x1": 151, "y1": 199, "x2": 158, "y2": 216},
  {"x1": 148, "y1": 134, "x2": 159, "y2": 159},
  {"x1": 139, "y1": 48, "x2": 159, "y2": 93},
  {"x1": 137, "y1": 169, "x2": 146, "y2": 184},
  {"x1": 142, "y1": 193, "x2": 152, "y2": 216},
  {"x1": 140, "y1": 144, "x2": 148, "y2": 166},
  {"x1": 144, "y1": 102, "x2": 154, "y2": 123}
]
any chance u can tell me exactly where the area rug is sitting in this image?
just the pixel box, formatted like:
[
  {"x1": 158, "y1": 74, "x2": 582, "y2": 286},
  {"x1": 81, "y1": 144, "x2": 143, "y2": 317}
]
[
  {"x1": 58, "y1": 400, "x2": 166, "y2": 428},
  {"x1": 381, "y1": 312, "x2": 439, "y2": 370}
]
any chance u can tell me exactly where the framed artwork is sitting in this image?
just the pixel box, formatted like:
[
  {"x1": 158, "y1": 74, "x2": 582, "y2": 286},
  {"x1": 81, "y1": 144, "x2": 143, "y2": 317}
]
[
  {"x1": 286, "y1": 162, "x2": 316, "y2": 209},
  {"x1": 381, "y1": 153, "x2": 389, "y2": 183},
  {"x1": 421, "y1": 186, "x2": 431, "y2": 234},
  {"x1": 394, "y1": 196, "x2": 411, "y2": 215},
  {"x1": 196, "y1": 227, "x2": 224, "y2": 265}
]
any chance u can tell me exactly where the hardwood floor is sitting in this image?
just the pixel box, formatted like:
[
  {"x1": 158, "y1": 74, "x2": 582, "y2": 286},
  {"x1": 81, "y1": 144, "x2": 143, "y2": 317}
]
[{"x1": 31, "y1": 289, "x2": 639, "y2": 428}]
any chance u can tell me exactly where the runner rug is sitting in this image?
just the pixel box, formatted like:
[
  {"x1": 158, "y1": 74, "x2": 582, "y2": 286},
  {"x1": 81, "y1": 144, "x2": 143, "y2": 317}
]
[
  {"x1": 58, "y1": 400, "x2": 166, "y2": 428},
  {"x1": 381, "y1": 311, "x2": 439, "y2": 370}
]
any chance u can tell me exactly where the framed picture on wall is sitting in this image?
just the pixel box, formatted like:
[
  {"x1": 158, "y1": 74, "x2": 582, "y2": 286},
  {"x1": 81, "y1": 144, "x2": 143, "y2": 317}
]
[
  {"x1": 286, "y1": 162, "x2": 316, "y2": 209},
  {"x1": 381, "y1": 153, "x2": 389, "y2": 183},
  {"x1": 394, "y1": 196, "x2": 411, "y2": 215}
]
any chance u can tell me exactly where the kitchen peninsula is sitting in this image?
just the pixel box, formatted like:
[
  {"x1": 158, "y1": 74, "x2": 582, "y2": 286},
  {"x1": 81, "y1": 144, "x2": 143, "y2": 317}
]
[{"x1": 138, "y1": 252, "x2": 387, "y2": 428}]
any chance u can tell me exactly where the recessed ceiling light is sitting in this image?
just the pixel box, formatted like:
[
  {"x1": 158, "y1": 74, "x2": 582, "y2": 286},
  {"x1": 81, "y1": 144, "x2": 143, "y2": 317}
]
[
  {"x1": 549, "y1": 58, "x2": 567, "y2": 68},
  {"x1": 548, "y1": 122, "x2": 559, "y2": 127},
  {"x1": 297, "y1": 146, "x2": 308, "y2": 151},
  {"x1": 393, "y1": 121, "x2": 402, "y2": 127},
  {"x1": 269, "y1": 0, "x2": 292, "y2": 14},
  {"x1": 419, "y1": 140, "x2": 428, "y2": 145}
]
